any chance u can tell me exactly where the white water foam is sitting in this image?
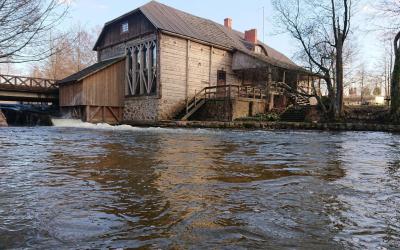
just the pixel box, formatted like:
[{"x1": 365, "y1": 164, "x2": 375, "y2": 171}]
[{"x1": 51, "y1": 118, "x2": 219, "y2": 134}]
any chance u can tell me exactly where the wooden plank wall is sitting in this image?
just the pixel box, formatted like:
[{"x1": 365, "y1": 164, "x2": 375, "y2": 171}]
[
  {"x1": 85, "y1": 106, "x2": 123, "y2": 124},
  {"x1": 96, "y1": 12, "x2": 156, "y2": 50},
  {"x1": 158, "y1": 33, "x2": 242, "y2": 119},
  {"x1": 59, "y1": 82, "x2": 84, "y2": 107},
  {"x1": 82, "y1": 60, "x2": 125, "y2": 107}
]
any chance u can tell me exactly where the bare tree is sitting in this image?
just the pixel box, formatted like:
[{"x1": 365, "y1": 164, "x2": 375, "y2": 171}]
[
  {"x1": 0, "y1": 0, "x2": 68, "y2": 64},
  {"x1": 31, "y1": 24, "x2": 98, "y2": 80},
  {"x1": 380, "y1": 36, "x2": 394, "y2": 99},
  {"x1": 273, "y1": 0, "x2": 354, "y2": 120},
  {"x1": 377, "y1": 0, "x2": 400, "y2": 119}
]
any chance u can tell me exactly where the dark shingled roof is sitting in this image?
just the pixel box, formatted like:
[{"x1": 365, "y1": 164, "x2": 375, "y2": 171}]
[
  {"x1": 95, "y1": 1, "x2": 307, "y2": 72},
  {"x1": 58, "y1": 57, "x2": 125, "y2": 85}
]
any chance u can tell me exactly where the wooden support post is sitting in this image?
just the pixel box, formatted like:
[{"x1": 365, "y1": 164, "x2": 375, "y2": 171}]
[
  {"x1": 85, "y1": 106, "x2": 90, "y2": 122},
  {"x1": 266, "y1": 66, "x2": 273, "y2": 111},
  {"x1": 318, "y1": 78, "x2": 321, "y2": 96},
  {"x1": 283, "y1": 71, "x2": 286, "y2": 84},
  {"x1": 311, "y1": 76, "x2": 314, "y2": 95}
]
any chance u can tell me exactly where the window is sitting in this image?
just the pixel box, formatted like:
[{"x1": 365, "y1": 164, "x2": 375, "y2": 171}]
[
  {"x1": 126, "y1": 40, "x2": 157, "y2": 97},
  {"x1": 254, "y1": 45, "x2": 267, "y2": 56},
  {"x1": 121, "y1": 22, "x2": 129, "y2": 33}
]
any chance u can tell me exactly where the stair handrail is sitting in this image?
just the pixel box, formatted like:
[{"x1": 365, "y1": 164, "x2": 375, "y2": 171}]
[
  {"x1": 186, "y1": 87, "x2": 208, "y2": 113},
  {"x1": 185, "y1": 84, "x2": 267, "y2": 114},
  {"x1": 274, "y1": 81, "x2": 311, "y2": 105}
]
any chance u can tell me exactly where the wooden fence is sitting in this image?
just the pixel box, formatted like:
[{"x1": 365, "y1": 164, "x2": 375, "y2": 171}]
[{"x1": 0, "y1": 74, "x2": 58, "y2": 92}]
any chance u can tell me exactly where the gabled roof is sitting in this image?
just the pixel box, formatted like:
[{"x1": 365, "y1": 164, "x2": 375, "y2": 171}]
[
  {"x1": 94, "y1": 1, "x2": 306, "y2": 72},
  {"x1": 58, "y1": 57, "x2": 125, "y2": 85}
]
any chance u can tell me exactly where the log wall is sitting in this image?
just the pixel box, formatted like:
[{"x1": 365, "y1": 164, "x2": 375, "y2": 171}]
[{"x1": 158, "y1": 33, "x2": 242, "y2": 120}]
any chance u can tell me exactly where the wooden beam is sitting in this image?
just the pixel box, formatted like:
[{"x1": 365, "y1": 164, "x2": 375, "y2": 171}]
[
  {"x1": 186, "y1": 39, "x2": 191, "y2": 112},
  {"x1": 283, "y1": 71, "x2": 286, "y2": 84},
  {"x1": 266, "y1": 66, "x2": 273, "y2": 111},
  {"x1": 108, "y1": 107, "x2": 120, "y2": 122},
  {"x1": 209, "y1": 46, "x2": 213, "y2": 86},
  {"x1": 89, "y1": 106, "x2": 101, "y2": 122}
]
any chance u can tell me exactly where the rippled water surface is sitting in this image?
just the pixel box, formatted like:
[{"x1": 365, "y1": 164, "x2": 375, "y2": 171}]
[{"x1": 1, "y1": 124, "x2": 400, "y2": 249}]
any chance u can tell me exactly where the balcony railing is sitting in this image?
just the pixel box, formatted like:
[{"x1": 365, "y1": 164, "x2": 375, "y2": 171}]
[{"x1": 203, "y1": 84, "x2": 266, "y2": 100}]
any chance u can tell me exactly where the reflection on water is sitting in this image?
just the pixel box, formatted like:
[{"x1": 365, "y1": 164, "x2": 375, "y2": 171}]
[{"x1": 0, "y1": 125, "x2": 399, "y2": 249}]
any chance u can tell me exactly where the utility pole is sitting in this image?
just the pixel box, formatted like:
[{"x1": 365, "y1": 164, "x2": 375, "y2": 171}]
[{"x1": 262, "y1": 6, "x2": 265, "y2": 43}]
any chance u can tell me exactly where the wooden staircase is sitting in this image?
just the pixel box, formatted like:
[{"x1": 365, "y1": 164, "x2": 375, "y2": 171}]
[
  {"x1": 273, "y1": 82, "x2": 311, "y2": 106},
  {"x1": 179, "y1": 88, "x2": 207, "y2": 121},
  {"x1": 176, "y1": 84, "x2": 268, "y2": 121}
]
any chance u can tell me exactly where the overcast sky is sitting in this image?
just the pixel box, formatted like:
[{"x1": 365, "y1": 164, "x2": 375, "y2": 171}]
[{"x1": 15, "y1": 0, "x2": 388, "y2": 75}]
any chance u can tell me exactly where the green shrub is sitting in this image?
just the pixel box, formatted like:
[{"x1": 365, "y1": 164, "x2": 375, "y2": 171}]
[{"x1": 236, "y1": 113, "x2": 280, "y2": 122}]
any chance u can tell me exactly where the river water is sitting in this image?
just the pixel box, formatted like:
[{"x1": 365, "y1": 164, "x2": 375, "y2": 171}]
[{"x1": 0, "y1": 122, "x2": 399, "y2": 249}]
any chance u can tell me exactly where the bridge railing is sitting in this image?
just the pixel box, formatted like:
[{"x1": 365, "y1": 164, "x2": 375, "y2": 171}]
[{"x1": 0, "y1": 74, "x2": 58, "y2": 91}]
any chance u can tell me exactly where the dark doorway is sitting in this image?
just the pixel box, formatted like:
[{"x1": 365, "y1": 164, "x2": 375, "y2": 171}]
[
  {"x1": 217, "y1": 70, "x2": 227, "y2": 98},
  {"x1": 249, "y1": 102, "x2": 254, "y2": 117}
]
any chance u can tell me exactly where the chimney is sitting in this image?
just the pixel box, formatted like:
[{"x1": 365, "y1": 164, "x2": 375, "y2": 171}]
[
  {"x1": 224, "y1": 18, "x2": 232, "y2": 29},
  {"x1": 245, "y1": 29, "x2": 258, "y2": 44}
]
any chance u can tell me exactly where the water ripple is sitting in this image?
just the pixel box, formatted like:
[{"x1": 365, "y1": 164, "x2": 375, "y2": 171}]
[{"x1": 0, "y1": 126, "x2": 399, "y2": 248}]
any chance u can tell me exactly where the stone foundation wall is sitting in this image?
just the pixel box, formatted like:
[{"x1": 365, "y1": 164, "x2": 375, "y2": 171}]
[
  {"x1": 157, "y1": 98, "x2": 186, "y2": 120},
  {"x1": 191, "y1": 100, "x2": 232, "y2": 121},
  {"x1": 232, "y1": 99, "x2": 266, "y2": 120},
  {"x1": 123, "y1": 97, "x2": 159, "y2": 123},
  {"x1": 191, "y1": 98, "x2": 266, "y2": 121},
  {"x1": 0, "y1": 110, "x2": 7, "y2": 127}
]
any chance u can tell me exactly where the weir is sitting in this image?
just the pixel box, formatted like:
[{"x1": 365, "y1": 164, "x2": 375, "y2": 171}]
[{"x1": 0, "y1": 104, "x2": 56, "y2": 126}]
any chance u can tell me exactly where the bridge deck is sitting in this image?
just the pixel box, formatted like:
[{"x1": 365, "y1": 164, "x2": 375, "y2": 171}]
[{"x1": 0, "y1": 74, "x2": 58, "y2": 102}]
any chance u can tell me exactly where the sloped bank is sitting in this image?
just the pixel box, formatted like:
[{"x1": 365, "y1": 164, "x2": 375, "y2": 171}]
[
  {"x1": 0, "y1": 110, "x2": 7, "y2": 127},
  {"x1": 123, "y1": 120, "x2": 400, "y2": 133}
]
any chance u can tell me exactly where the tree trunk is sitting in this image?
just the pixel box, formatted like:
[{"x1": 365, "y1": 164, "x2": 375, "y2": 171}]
[
  {"x1": 335, "y1": 32, "x2": 344, "y2": 120},
  {"x1": 390, "y1": 31, "x2": 400, "y2": 121},
  {"x1": 324, "y1": 75, "x2": 336, "y2": 120}
]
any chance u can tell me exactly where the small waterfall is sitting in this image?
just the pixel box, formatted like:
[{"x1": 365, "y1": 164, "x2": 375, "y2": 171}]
[
  {"x1": 51, "y1": 118, "x2": 87, "y2": 127},
  {"x1": 50, "y1": 118, "x2": 216, "y2": 134}
]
